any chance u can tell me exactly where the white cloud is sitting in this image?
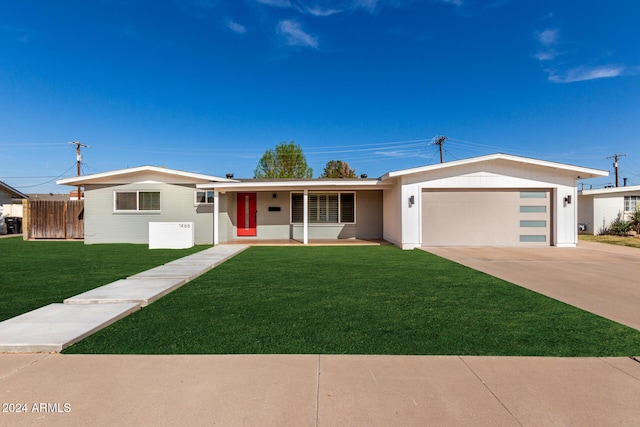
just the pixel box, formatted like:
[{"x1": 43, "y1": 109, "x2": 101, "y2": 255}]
[
  {"x1": 277, "y1": 20, "x2": 319, "y2": 49},
  {"x1": 226, "y1": 19, "x2": 247, "y2": 34},
  {"x1": 441, "y1": 0, "x2": 463, "y2": 6},
  {"x1": 534, "y1": 50, "x2": 556, "y2": 62},
  {"x1": 374, "y1": 150, "x2": 412, "y2": 158},
  {"x1": 299, "y1": 1, "x2": 378, "y2": 15},
  {"x1": 254, "y1": 0, "x2": 400, "y2": 16},
  {"x1": 355, "y1": 0, "x2": 379, "y2": 12},
  {"x1": 304, "y1": 6, "x2": 343, "y2": 17},
  {"x1": 536, "y1": 28, "x2": 558, "y2": 45},
  {"x1": 533, "y1": 25, "x2": 632, "y2": 83},
  {"x1": 548, "y1": 65, "x2": 625, "y2": 83}
]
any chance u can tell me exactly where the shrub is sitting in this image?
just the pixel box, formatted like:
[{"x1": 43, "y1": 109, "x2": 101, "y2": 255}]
[
  {"x1": 608, "y1": 216, "x2": 632, "y2": 236},
  {"x1": 629, "y1": 208, "x2": 640, "y2": 233}
]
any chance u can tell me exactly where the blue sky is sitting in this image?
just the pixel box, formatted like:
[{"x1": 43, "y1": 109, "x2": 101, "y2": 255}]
[{"x1": 1, "y1": 0, "x2": 639, "y2": 193}]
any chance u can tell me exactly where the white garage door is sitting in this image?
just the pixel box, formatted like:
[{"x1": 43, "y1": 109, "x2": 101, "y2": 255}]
[{"x1": 421, "y1": 190, "x2": 551, "y2": 246}]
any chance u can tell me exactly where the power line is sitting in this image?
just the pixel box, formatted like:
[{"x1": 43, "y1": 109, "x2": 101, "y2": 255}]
[
  {"x1": 447, "y1": 137, "x2": 606, "y2": 160},
  {"x1": 16, "y1": 163, "x2": 77, "y2": 189},
  {"x1": 0, "y1": 142, "x2": 69, "y2": 148},
  {"x1": 0, "y1": 175, "x2": 62, "y2": 179}
]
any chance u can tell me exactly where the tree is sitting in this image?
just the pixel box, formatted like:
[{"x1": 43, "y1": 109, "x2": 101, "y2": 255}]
[
  {"x1": 254, "y1": 141, "x2": 313, "y2": 179},
  {"x1": 320, "y1": 160, "x2": 357, "y2": 178}
]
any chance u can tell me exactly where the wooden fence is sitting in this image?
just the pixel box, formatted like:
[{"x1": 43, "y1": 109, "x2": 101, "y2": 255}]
[{"x1": 23, "y1": 200, "x2": 84, "y2": 239}]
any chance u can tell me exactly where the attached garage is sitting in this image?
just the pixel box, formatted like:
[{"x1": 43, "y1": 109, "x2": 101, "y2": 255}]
[
  {"x1": 380, "y1": 153, "x2": 608, "y2": 249},
  {"x1": 421, "y1": 189, "x2": 551, "y2": 246}
]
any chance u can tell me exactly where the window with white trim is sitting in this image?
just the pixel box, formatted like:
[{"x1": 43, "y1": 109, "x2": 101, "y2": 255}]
[
  {"x1": 195, "y1": 190, "x2": 214, "y2": 205},
  {"x1": 114, "y1": 191, "x2": 160, "y2": 211},
  {"x1": 291, "y1": 192, "x2": 356, "y2": 224},
  {"x1": 624, "y1": 196, "x2": 640, "y2": 212}
]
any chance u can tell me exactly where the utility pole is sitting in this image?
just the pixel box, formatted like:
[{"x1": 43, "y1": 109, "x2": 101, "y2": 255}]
[
  {"x1": 432, "y1": 136, "x2": 447, "y2": 163},
  {"x1": 605, "y1": 153, "x2": 626, "y2": 187},
  {"x1": 69, "y1": 141, "x2": 88, "y2": 199}
]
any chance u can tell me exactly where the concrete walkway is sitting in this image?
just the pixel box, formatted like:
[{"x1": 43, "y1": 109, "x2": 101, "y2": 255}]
[
  {"x1": 0, "y1": 354, "x2": 639, "y2": 426},
  {"x1": 0, "y1": 245, "x2": 248, "y2": 352},
  {"x1": 423, "y1": 241, "x2": 640, "y2": 331}
]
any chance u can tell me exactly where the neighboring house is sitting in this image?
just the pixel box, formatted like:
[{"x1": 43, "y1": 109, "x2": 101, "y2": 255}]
[
  {"x1": 578, "y1": 185, "x2": 640, "y2": 235},
  {"x1": 28, "y1": 193, "x2": 71, "y2": 201},
  {"x1": 0, "y1": 181, "x2": 28, "y2": 235},
  {"x1": 58, "y1": 154, "x2": 607, "y2": 248}
]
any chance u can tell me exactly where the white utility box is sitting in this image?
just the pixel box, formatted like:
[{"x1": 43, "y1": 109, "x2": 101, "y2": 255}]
[{"x1": 149, "y1": 222, "x2": 194, "y2": 249}]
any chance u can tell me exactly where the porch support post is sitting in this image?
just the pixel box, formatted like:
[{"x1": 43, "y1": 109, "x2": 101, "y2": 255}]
[
  {"x1": 213, "y1": 190, "x2": 219, "y2": 246},
  {"x1": 303, "y1": 189, "x2": 309, "y2": 245}
]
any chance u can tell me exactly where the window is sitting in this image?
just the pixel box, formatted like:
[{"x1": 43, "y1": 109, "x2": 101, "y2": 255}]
[
  {"x1": 520, "y1": 235, "x2": 546, "y2": 243},
  {"x1": 624, "y1": 196, "x2": 640, "y2": 212},
  {"x1": 309, "y1": 194, "x2": 338, "y2": 223},
  {"x1": 195, "y1": 190, "x2": 215, "y2": 205},
  {"x1": 520, "y1": 191, "x2": 547, "y2": 199},
  {"x1": 520, "y1": 206, "x2": 546, "y2": 213},
  {"x1": 291, "y1": 192, "x2": 356, "y2": 224},
  {"x1": 340, "y1": 193, "x2": 355, "y2": 223},
  {"x1": 291, "y1": 194, "x2": 304, "y2": 223},
  {"x1": 114, "y1": 191, "x2": 160, "y2": 211},
  {"x1": 520, "y1": 220, "x2": 547, "y2": 228}
]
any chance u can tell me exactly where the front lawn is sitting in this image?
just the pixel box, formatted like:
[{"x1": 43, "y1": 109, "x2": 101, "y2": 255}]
[
  {"x1": 0, "y1": 238, "x2": 207, "y2": 322},
  {"x1": 64, "y1": 246, "x2": 640, "y2": 356},
  {"x1": 579, "y1": 234, "x2": 640, "y2": 249}
]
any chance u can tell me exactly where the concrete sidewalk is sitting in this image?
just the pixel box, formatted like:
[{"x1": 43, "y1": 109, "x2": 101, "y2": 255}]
[
  {"x1": 0, "y1": 354, "x2": 639, "y2": 426},
  {"x1": 0, "y1": 245, "x2": 248, "y2": 352},
  {"x1": 423, "y1": 241, "x2": 640, "y2": 331}
]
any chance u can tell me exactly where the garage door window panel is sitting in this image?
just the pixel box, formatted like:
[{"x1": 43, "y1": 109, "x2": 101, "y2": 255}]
[
  {"x1": 520, "y1": 220, "x2": 547, "y2": 227},
  {"x1": 520, "y1": 191, "x2": 547, "y2": 199},
  {"x1": 520, "y1": 235, "x2": 546, "y2": 242},
  {"x1": 520, "y1": 206, "x2": 546, "y2": 213}
]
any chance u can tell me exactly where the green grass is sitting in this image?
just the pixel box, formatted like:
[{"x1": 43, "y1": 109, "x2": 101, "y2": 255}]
[
  {"x1": 579, "y1": 234, "x2": 640, "y2": 249},
  {"x1": 0, "y1": 237, "x2": 207, "y2": 322},
  {"x1": 64, "y1": 246, "x2": 640, "y2": 356}
]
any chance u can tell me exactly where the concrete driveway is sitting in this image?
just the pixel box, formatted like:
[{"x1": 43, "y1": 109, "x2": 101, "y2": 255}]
[{"x1": 424, "y1": 241, "x2": 640, "y2": 331}]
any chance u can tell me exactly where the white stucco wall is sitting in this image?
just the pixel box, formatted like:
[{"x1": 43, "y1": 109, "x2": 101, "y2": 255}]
[
  {"x1": 577, "y1": 194, "x2": 594, "y2": 234},
  {"x1": 382, "y1": 181, "x2": 403, "y2": 247},
  {"x1": 578, "y1": 187, "x2": 640, "y2": 235},
  {"x1": 84, "y1": 182, "x2": 214, "y2": 245},
  {"x1": 593, "y1": 196, "x2": 624, "y2": 234}
]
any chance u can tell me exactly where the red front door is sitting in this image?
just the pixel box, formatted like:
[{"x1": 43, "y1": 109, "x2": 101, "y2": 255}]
[{"x1": 237, "y1": 193, "x2": 257, "y2": 236}]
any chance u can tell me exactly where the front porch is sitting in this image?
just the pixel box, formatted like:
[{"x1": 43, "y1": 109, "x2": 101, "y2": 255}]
[
  {"x1": 219, "y1": 238, "x2": 391, "y2": 246},
  {"x1": 201, "y1": 180, "x2": 390, "y2": 246}
]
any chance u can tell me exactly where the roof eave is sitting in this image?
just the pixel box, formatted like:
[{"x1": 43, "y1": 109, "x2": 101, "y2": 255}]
[
  {"x1": 381, "y1": 153, "x2": 608, "y2": 180},
  {"x1": 57, "y1": 165, "x2": 236, "y2": 186},
  {"x1": 197, "y1": 179, "x2": 391, "y2": 191},
  {"x1": 580, "y1": 184, "x2": 640, "y2": 195},
  {"x1": 0, "y1": 181, "x2": 28, "y2": 199}
]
